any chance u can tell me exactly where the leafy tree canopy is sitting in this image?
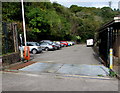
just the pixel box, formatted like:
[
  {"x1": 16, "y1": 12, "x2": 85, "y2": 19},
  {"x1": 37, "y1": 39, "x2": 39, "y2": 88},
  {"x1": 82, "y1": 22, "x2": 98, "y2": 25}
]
[{"x1": 2, "y1": 2, "x2": 120, "y2": 42}]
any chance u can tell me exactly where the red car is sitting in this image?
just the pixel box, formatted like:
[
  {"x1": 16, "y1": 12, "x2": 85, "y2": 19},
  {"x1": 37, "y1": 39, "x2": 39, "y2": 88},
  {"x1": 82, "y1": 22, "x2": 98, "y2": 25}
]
[{"x1": 60, "y1": 41, "x2": 68, "y2": 47}]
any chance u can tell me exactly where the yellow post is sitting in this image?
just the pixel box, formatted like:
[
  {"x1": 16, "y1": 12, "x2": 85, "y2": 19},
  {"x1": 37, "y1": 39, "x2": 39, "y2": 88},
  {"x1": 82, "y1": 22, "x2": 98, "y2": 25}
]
[{"x1": 109, "y1": 48, "x2": 113, "y2": 69}]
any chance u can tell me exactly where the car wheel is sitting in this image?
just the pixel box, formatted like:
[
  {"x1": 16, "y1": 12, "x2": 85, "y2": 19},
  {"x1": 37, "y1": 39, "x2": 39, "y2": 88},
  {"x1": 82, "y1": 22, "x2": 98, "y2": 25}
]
[
  {"x1": 32, "y1": 49, "x2": 37, "y2": 54},
  {"x1": 55, "y1": 47, "x2": 57, "y2": 50},
  {"x1": 45, "y1": 47, "x2": 49, "y2": 51}
]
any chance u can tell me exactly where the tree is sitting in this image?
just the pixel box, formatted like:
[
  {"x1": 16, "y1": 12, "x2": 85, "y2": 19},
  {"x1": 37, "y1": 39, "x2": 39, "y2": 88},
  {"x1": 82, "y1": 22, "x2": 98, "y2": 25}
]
[
  {"x1": 2, "y1": 2, "x2": 120, "y2": 42},
  {"x1": 2, "y1": 2, "x2": 22, "y2": 22}
]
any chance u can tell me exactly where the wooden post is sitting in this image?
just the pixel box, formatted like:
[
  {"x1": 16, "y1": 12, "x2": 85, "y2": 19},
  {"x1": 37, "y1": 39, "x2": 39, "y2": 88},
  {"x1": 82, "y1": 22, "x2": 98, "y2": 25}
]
[
  {"x1": 14, "y1": 23, "x2": 19, "y2": 52},
  {"x1": 13, "y1": 23, "x2": 16, "y2": 52},
  {"x1": 118, "y1": 30, "x2": 120, "y2": 76},
  {"x1": 13, "y1": 23, "x2": 19, "y2": 52}
]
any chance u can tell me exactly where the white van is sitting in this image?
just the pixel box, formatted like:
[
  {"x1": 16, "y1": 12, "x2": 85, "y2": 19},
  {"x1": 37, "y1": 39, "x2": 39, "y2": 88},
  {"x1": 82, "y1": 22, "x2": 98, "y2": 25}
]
[{"x1": 86, "y1": 39, "x2": 94, "y2": 47}]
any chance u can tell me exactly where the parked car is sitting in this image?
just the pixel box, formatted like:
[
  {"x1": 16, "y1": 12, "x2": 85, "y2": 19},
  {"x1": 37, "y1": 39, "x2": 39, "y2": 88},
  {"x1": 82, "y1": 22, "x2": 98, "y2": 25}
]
[
  {"x1": 53, "y1": 42, "x2": 61, "y2": 49},
  {"x1": 39, "y1": 42, "x2": 55, "y2": 51},
  {"x1": 40, "y1": 40, "x2": 53, "y2": 45},
  {"x1": 60, "y1": 41, "x2": 68, "y2": 47},
  {"x1": 71, "y1": 41, "x2": 75, "y2": 45},
  {"x1": 67, "y1": 41, "x2": 72, "y2": 46},
  {"x1": 40, "y1": 40, "x2": 52, "y2": 43},
  {"x1": 19, "y1": 42, "x2": 42, "y2": 54},
  {"x1": 40, "y1": 40, "x2": 59, "y2": 50},
  {"x1": 54, "y1": 41, "x2": 64, "y2": 47},
  {"x1": 67, "y1": 41, "x2": 75, "y2": 46}
]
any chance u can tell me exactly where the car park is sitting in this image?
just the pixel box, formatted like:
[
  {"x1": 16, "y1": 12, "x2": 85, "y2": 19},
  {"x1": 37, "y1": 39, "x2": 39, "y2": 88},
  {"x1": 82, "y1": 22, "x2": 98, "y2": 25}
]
[{"x1": 20, "y1": 42, "x2": 42, "y2": 54}]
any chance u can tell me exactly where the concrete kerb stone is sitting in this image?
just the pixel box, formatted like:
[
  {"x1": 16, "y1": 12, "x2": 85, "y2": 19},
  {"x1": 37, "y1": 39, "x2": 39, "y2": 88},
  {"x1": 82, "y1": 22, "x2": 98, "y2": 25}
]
[
  {"x1": 58, "y1": 74, "x2": 114, "y2": 80},
  {"x1": 1, "y1": 61, "x2": 23, "y2": 71}
]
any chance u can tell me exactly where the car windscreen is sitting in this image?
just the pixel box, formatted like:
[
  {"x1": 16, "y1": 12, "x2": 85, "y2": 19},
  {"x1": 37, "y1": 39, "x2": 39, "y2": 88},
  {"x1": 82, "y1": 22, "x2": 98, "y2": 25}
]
[
  {"x1": 47, "y1": 41, "x2": 53, "y2": 45},
  {"x1": 61, "y1": 42, "x2": 65, "y2": 43},
  {"x1": 40, "y1": 43, "x2": 48, "y2": 45},
  {"x1": 35, "y1": 43, "x2": 40, "y2": 46}
]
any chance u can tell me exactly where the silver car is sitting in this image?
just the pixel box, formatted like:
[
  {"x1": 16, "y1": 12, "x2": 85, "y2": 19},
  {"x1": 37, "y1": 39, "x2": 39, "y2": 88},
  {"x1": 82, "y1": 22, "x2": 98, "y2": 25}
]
[
  {"x1": 20, "y1": 42, "x2": 42, "y2": 54},
  {"x1": 40, "y1": 40, "x2": 58, "y2": 50},
  {"x1": 39, "y1": 42, "x2": 54, "y2": 51}
]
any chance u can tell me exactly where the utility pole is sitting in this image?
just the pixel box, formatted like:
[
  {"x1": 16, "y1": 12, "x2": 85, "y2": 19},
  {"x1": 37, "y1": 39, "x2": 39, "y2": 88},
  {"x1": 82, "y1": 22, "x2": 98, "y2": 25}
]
[
  {"x1": 21, "y1": 0, "x2": 27, "y2": 46},
  {"x1": 108, "y1": 1, "x2": 112, "y2": 8}
]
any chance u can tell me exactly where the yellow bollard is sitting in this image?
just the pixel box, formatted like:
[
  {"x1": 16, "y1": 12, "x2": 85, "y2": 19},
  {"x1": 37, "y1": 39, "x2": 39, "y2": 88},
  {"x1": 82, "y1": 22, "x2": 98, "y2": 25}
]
[{"x1": 109, "y1": 48, "x2": 113, "y2": 69}]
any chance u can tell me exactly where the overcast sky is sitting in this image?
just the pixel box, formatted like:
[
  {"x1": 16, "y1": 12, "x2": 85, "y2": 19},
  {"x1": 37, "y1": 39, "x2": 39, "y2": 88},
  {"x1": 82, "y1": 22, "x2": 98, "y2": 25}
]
[{"x1": 50, "y1": 0, "x2": 120, "y2": 9}]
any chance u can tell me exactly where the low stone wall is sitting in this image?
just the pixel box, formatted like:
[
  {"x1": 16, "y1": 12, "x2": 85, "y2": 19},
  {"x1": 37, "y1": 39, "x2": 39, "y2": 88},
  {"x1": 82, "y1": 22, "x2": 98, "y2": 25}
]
[{"x1": 2, "y1": 52, "x2": 20, "y2": 66}]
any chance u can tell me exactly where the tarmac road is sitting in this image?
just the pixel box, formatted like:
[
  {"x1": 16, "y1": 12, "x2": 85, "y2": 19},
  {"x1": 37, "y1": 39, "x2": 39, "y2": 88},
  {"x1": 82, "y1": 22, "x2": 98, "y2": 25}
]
[
  {"x1": 32, "y1": 44, "x2": 101, "y2": 65},
  {"x1": 2, "y1": 72, "x2": 118, "y2": 91},
  {"x1": 2, "y1": 44, "x2": 119, "y2": 91}
]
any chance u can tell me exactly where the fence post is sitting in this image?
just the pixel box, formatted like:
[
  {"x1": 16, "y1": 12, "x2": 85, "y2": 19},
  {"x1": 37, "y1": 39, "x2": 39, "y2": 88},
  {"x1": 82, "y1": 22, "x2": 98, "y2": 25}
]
[
  {"x1": 3, "y1": 22, "x2": 8, "y2": 54},
  {"x1": 13, "y1": 23, "x2": 16, "y2": 52},
  {"x1": 13, "y1": 23, "x2": 19, "y2": 52},
  {"x1": 15, "y1": 23, "x2": 19, "y2": 52},
  {"x1": 107, "y1": 28, "x2": 110, "y2": 67}
]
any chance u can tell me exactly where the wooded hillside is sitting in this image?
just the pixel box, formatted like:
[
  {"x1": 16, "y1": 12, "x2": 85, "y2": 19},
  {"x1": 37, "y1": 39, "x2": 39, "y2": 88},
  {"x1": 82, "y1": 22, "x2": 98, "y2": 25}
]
[{"x1": 2, "y1": 2, "x2": 120, "y2": 42}]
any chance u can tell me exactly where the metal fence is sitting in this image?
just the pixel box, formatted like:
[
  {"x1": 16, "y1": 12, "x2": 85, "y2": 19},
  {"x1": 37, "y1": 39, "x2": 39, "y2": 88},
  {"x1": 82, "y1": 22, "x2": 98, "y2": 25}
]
[
  {"x1": 98, "y1": 29, "x2": 108, "y2": 65},
  {"x1": 97, "y1": 20, "x2": 120, "y2": 67},
  {"x1": 2, "y1": 22, "x2": 19, "y2": 55},
  {"x1": 0, "y1": 24, "x2": 2, "y2": 55}
]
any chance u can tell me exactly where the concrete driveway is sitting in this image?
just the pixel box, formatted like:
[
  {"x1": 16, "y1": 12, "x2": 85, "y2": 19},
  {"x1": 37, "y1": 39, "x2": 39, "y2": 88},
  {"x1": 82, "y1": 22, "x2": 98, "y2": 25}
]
[
  {"x1": 2, "y1": 44, "x2": 119, "y2": 91},
  {"x1": 20, "y1": 44, "x2": 109, "y2": 77}
]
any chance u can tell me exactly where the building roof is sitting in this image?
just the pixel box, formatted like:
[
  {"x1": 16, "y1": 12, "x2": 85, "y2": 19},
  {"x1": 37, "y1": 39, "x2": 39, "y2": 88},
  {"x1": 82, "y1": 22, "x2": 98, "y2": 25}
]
[{"x1": 98, "y1": 15, "x2": 120, "y2": 32}]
